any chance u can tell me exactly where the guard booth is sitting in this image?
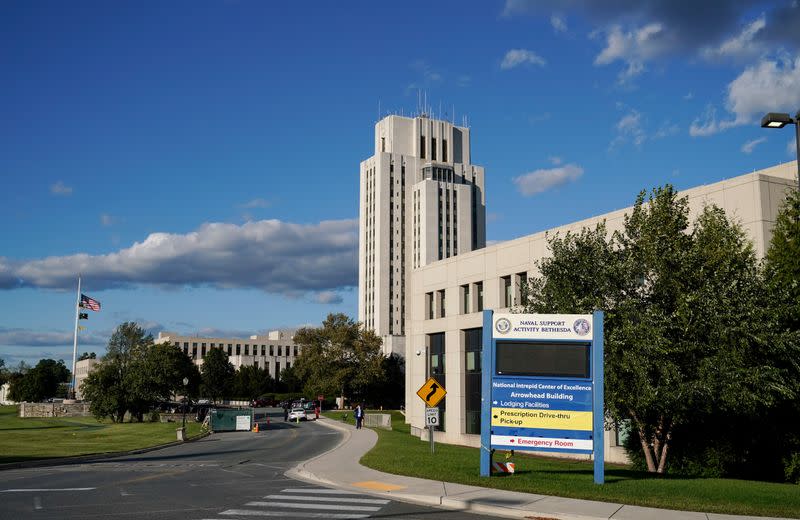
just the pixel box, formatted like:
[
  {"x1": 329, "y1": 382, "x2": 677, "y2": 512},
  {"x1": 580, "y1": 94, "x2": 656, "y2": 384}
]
[
  {"x1": 208, "y1": 408, "x2": 253, "y2": 432},
  {"x1": 480, "y1": 310, "x2": 605, "y2": 484}
]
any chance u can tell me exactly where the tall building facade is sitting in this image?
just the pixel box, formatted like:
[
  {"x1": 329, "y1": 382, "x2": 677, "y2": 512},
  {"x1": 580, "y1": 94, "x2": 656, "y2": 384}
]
[{"x1": 358, "y1": 114, "x2": 486, "y2": 355}]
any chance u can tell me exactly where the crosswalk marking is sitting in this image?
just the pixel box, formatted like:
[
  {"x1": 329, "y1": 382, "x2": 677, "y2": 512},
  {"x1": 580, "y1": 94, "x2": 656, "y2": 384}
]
[
  {"x1": 244, "y1": 501, "x2": 381, "y2": 512},
  {"x1": 217, "y1": 512, "x2": 369, "y2": 519},
  {"x1": 207, "y1": 485, "x2": 390, "y2": 519},
  {"x1": 280, "y1": 488, "x2": 364, "y2": 495},
  {"x1": 261, "y1": 494, "x2": 390, "y2": 505}
]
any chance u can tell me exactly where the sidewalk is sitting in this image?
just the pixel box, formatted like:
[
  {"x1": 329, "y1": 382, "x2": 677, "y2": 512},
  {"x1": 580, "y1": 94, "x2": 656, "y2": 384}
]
[{"x1": 286, "y1": 417, "x2": 790, "y2": 520}]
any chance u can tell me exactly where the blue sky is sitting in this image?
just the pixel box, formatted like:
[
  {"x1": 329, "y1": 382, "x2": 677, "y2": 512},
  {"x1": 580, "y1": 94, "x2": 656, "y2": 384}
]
[{"x1": 2, "y1": 0, "x2": 799, "y2": 368}]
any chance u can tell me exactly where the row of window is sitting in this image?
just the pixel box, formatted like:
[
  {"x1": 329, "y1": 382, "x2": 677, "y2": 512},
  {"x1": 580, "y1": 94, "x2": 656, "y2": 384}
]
[
  {"x1": 420, "y1": 135, "x2": 448, "y2": 162},
  {"x1": 176, "y1": 342, "x2": 299, "y2": 359},
  {"x1": 424, "y1": 272, "x2": 528, "y2": 320}
]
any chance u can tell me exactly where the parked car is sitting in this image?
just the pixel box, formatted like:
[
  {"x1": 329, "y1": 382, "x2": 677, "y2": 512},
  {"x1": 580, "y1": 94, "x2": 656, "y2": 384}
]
[{"x1": 288, "y1": 407, "x2": 307, "y2": 421}]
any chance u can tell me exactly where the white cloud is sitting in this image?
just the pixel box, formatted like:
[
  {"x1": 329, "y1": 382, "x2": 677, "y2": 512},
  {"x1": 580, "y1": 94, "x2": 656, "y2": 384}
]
[
  {"x1": 0, "y1": 327, "x2": 106, "y2": 347},
  {"x1": 456, "y1": 75, "x2": 472, "y2": 88},
  {"x1": 741, "y1": 137, "x2": 767, "y2": 154},
  {"x1": 241, "y1": 198, "x2": 270, "y2": 209},
  {"x1": 726, "y1": 55, "x2": 800, "y2": 125},
  {"x1": 548, "y1": 156, "x2": 563, "y2": 165},
  {"x1": 550, "y1": 14, "x2": 567, "y2": 33},
  {"x1": 701, "y1": 15, "x2": 766, "y2": 61},
  {"x1": 691, "y1": 55, "x2": 800, "y2": 137},
  {"x1": 314, "y1": 291, "x2": 343, "y2": 304},
  {"x1": 513, "y1": 164, "x2": 584, "y2": 196},
  {"x1": 501, "y1": 49, "x2": 546, "y2": 70},
  {"x1": 0, "y1": 218, "x2": 359, "y2": 295},
  {"x1": 100, "y1": 214, "x2": 115, "y2": 227},
  {"x1": 50, "y1": 181, "x2": 73, "y2": 196},
  {"x1": 594, "y1": 23, "x2": 666, "y2": 84},
  {"x1": 683, "y1": 92, "x2": 694, "y2": 100},
  {"x1": 611, "y1": 110, "x2": 646, "y2": 147}
]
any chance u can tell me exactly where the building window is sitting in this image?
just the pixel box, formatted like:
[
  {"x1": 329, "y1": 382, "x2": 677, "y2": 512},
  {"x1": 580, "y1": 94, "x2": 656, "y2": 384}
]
[
  {"x1": 201, "y1": 346, "x2": 206, "y2": 358},
  {"x1": 244, "y1": 344, "x2": 249, "y2": 356},
  {"x1": 254, "y1": 361, "x2": 259, "y2": 369},
  {"x1": 515, "y1": 271, "x2": 528, "y2": 305},
  {"x1": 381, "y1": 136, "x2": 385, "y2": 152},
  {"x1": 227, "y1": 345, "x2": 232, "y2": 356},
  {"x1": 432, "y1": 137, "x2": 437, "y2": 160},
  {"x1": 278, "y1": 346, "x2": 283, "y2": 356},
  {"x1": 502, "y1": 275, "x2": 512, "y2": 308},
  {"x1": 270, "y1": 345, "x2": 274, "y2": 356},
  {"x1": 443, "y1": 139, "x2": 448, "y2": 162},
  {"x1": 261, "y1": 345, "x2": 266, "y2": 356},
  {"x1": 236, "y1": 344, "x2": 241, "y2": 355},
  {"x1": 192, "y1": 347, "x2": 197, "y2": 360},
  {"x1": 476, "y1": 282, "x2": 484, "y2": 311},
  {"x1": 428, "y1": 332, "x2": 446, "y2": 431},
  {"x1": 464, "y1": 327, "x2": 482, "y2": 434},
  {"x1": 437, "y1": 289, "x2": 446, "y2": 318},
  {"x1": 294, "y1": 346, "x2": 299, "y2": 356},
  {"x1": 276, "y1": 362, "x2": 281, "y2": 380},
  {"x1": 461, "y1": 284, "x2": 470, "y2": 314},
  {"x1": 426, "y1": 292, "x2": 434, "y2": 320},
  {"x1": 420, "y1": 135, "x2": 426, "y2": 158}
]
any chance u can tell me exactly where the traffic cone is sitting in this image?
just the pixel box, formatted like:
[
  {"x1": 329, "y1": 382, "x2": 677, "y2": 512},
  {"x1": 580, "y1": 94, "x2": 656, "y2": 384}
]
[{"x1": 252, "y1": 422, "x2": 259, "y2": 432}]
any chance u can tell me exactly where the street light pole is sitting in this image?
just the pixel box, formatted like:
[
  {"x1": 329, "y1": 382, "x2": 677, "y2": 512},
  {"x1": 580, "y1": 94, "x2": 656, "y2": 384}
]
[{"x1": 182, "y1": 377, "x2": 189, "y2": 430}]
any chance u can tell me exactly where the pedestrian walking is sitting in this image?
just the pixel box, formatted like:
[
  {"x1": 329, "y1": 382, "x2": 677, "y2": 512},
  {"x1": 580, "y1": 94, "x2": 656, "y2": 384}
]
[
  {"x1": 283, "y1": 404, "x2": 289, "y2": 422},
  {"x1": 354, "y1": 403, "x2": 364, "y2": 430}
]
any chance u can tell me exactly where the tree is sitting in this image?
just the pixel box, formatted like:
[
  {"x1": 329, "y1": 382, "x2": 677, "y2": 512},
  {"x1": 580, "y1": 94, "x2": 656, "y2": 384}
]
[
  {"x1": 764, "y1": 188, "x2": 800, "y2": 331},
  {"x1": 524, "y1": 186, "x2": 794, "y2": 476},
  {"x1": 293, "y1": 314, "x2": 384, "y2": 408},
  {"x1": 0, "y1": 358, "x2": 6, "y2": 386},
  {"x1": 364, "y1": 353, "x2": 405, "y2": 409},
  {"x1": 82, "y1": 322, "x2": 199, "y2": 422},
  {"x1": 201, "y1": 347, "x2": 234, "y2": 403},
  {"x1": 7, "y1": 359, "x2": 70, "y2": 402},
  {"x1": 278, "y1": 365, "x2": 302, "y2": 393},
  {"x1": 233, "y1": 364, "x2": 274, "y2": 400}
]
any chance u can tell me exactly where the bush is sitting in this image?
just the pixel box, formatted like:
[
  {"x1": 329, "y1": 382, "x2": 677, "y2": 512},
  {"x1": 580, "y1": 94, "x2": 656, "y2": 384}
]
[{"x1": 784, "y1": 453, "x2": 800, "y2": 484}]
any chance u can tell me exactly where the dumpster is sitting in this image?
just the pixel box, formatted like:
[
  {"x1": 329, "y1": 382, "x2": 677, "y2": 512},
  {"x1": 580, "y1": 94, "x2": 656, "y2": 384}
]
[{"x1": 208, "y1": 408, "x2": 253, "y2": 432}]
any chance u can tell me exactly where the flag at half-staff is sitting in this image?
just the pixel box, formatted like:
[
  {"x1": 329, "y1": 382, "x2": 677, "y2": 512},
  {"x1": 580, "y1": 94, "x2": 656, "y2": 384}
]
[{"x1": 80, "y1": 293, "x2": 101, "y2": 312}]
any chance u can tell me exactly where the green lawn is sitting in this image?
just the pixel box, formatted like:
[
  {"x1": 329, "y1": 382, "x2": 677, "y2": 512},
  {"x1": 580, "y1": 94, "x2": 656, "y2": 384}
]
[
  {"x1": 325, "y1": 410, "x2": 800, "y2": 518},
  {"x1": 0, "y1": 405, "x2": 204, "y2": 464}
]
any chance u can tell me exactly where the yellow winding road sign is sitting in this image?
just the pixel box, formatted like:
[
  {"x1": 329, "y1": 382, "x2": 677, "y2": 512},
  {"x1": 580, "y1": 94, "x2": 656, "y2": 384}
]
[{"x1": 416, "y1": 377, "x2": 447, "y2": 407}]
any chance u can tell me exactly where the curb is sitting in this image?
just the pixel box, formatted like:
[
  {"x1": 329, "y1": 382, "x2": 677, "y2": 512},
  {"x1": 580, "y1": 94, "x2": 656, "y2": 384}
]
[
  {"x1": 0, "y1": 430, "x2": 211, "y2": 472},
  {"x1": 284, "y1": 416, "x2": 352, "y2": 484}
]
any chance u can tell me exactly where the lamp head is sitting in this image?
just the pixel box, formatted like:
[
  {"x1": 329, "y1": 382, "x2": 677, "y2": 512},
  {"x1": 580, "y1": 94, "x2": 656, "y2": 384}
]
[{"x1": 761, "y1": 112, "x2": 793, "y2": 128}]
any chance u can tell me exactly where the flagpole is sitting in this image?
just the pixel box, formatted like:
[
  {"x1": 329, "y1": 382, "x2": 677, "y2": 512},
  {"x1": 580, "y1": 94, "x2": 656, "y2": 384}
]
[{"x1": 70, "y1": 276, "x2": 81, "y2": 399}]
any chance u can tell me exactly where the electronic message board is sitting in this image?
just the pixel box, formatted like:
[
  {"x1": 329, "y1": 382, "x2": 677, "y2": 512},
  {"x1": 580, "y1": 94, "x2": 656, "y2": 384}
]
[{"x1": 480, "y1": 311, "x2": 604, "y2": 484}]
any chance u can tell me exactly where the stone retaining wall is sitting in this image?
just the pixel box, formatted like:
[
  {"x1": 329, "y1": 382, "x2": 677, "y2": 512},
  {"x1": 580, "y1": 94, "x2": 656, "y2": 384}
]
[{"x1": 19, "y1": 402, "x2": 92, "y2": 418}]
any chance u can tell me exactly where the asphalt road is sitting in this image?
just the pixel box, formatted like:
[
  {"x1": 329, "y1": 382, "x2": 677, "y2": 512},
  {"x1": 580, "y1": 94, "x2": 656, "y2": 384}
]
[{"x1": 0, "y1": 408, "x2": 503, "y2": 520}]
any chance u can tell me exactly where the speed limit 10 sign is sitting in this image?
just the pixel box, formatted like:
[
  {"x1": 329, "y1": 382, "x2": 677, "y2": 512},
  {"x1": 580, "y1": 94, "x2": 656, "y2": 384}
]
[{"x1": 425, "y1": 407, "x2": 439, "y2": 427}]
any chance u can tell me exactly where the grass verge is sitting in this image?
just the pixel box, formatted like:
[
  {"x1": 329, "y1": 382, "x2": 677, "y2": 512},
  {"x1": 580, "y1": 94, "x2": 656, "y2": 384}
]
[
  {"x1": 325, "y1": 409, "x2": 800, "y2": 518},
  {"x1": 0, "y1": 405, "x2": 204, "y2": 464}
]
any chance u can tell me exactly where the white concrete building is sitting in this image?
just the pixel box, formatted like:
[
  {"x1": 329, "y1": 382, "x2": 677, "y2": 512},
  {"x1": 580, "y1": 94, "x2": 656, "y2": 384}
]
[
  {"x1": 155, "y1": 329, "x2": 300, "y2": 381},
  {"x1": 356, "y1": 114, "x2": 798, "y2": 463},
  {"x1": 359, "y1": 114, "x2": 486, "y2": 356},
  {"x1": 74, "y1": 357, "x2": 99, "y2": 400}
]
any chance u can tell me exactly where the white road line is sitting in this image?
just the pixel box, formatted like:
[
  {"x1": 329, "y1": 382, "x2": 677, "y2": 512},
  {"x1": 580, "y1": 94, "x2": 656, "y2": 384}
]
[
  {"x1": 244, "y1": 501, "x2": 381, "y2": 512},
  {"x1": 281, "y1": 488, "x2": 364, "y2": 495},
  {"x1": 219, "y1": 511, "x2": 369, "y2": 519},
  {"x1": 263, "y1": 494, "x2": 389, "y2": 505},
  {"x1": 0, "y1": 488, "x2": 96, "y2": 492}
]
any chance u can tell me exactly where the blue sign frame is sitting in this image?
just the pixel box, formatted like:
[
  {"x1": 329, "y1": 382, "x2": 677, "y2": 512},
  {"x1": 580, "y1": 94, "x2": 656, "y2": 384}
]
[{"x1": 480, "y1": 310, "x2": 605, "y2": 484}]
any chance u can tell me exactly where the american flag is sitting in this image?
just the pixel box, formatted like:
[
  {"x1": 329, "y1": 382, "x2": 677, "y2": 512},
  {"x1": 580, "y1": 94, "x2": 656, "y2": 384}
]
[{"x1": 80, "y1": 293, "x2": 101, "y2": 312}]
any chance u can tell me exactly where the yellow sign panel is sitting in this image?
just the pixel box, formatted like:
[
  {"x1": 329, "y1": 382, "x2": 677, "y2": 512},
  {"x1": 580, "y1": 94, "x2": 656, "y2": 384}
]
[
  {"x1": 416, "y1": 377, "x2": 447, "y2": 407},
  {"x1": 491, "y1": 408, "x2": 593, "y2": 431}
]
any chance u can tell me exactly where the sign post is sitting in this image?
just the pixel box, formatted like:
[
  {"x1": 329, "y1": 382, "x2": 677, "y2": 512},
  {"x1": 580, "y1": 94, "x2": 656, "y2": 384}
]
[
  {"x1": 480, "y1": 310, "x2": 604, "y2": 484},
  {"x1": 417, "y1": 377, "x2": 447, "y2": 455}
]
